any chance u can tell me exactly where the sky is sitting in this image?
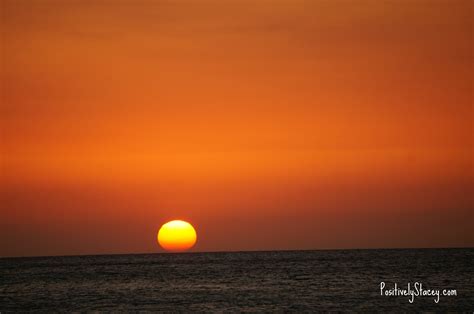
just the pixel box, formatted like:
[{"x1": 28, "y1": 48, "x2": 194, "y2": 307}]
[{"x1": 1, "y1": 0, "x2": 472, "y2": 257}]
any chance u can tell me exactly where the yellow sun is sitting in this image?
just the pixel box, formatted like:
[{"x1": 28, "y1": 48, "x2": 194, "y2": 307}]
[{"x1": 157, "y1": 220, "x2": 197, "y2": 252}]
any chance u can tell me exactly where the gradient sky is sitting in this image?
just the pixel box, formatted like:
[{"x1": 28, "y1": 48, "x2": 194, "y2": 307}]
[{"x1": 1, "y1": 0, "x2": 472, "y2": 257}]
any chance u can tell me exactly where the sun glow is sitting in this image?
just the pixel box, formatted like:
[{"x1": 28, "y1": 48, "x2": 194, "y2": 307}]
[{"x1": 157, "y1": 220, "x2": 197, "y2": 252}]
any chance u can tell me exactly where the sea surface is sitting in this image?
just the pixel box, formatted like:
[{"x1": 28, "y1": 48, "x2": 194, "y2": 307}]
[{"x1": 1, "y1": 248, "x2": 473, "y2": 311}]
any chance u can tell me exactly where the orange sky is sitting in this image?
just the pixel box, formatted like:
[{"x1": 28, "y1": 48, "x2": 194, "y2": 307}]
[{"x1": 1, "y1": 0, "x2": 472, "y2": 257}]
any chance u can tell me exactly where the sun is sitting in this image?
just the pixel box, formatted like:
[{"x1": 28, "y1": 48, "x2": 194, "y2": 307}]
[{"x1": 157, "y1": 220, "x2": 197, "y2": 252}]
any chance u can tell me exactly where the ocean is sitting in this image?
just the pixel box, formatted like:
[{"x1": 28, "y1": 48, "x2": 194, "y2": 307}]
[{"x1": 1, "y1": 248, "x2": 473, "y2": 311}]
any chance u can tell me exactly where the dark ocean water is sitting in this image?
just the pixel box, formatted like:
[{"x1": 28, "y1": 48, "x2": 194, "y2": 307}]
[{"x1": 1, "y1": 248, "x2": 473, "y2": 311}]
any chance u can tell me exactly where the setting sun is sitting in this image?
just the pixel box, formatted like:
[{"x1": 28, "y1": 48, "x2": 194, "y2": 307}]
[{"x1": 157, "y1": 220, "x2": 197, "y2": 252}]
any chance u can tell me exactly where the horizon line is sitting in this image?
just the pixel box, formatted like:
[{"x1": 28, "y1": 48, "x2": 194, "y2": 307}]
[{"x1": 2, "y1": 245, "x2": 473, "y2": 260}]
